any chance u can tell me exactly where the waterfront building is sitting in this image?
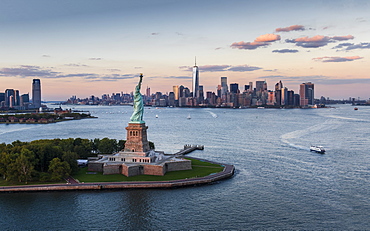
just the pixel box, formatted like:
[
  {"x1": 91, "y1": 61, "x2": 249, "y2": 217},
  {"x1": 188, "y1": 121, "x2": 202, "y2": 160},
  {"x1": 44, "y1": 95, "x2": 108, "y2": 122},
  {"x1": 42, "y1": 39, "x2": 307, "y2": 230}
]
[
  {"x1": 192, "y1": 59, "x2": 200, "y2": 103},
  {"x1": 5, "y1": 89, "x2": 15, "y2": 108},
  {"x1": 199, "y1": 85, "x2": 204, "y2": 104},
  {"x1": 300, "y1": 82, "x2": 314, "y2": 106},
  {"x1": 274, "y1": 80, "x2": 283, "y2": 106},
  {"x1": 217, "y1": 85, "x2": 222, "y2": 97},
  {"x1": 0, "y1": 93, "x2": 4, "y2": 107},
  {"x1": 15, "y1": 90, "x2": 20, "y2": 106},
  {"x1": 146, "y1": 86, "x2": 150, "y2": 98},
  {"x1": 230, "y1": 83, "x2": 239, "y2": 94},
  {"x1": 32, "y1": 79, "x2": 41, "y2": 108},
  {"x1": 221, "y1": 77, "x2": 228, "y2": 95},
  {"x1": 256, "y1": 81, "x2": 266, "y2": 92},
  {"x1": 168, "y1": 92, "x2": 175, "y2": 107},
  {"x1": 173, "y1": 86, "x2": 179, "y2": 100},
  {"x1": 20, "y1": 94, "x2": 30, "y2": 108}
]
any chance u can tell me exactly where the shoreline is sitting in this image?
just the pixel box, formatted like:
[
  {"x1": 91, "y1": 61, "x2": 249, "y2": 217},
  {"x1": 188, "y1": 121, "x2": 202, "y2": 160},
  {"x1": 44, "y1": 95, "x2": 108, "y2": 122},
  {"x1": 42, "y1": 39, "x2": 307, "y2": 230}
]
[{"x1": 0, "y1": 157, "x2": 234, "y2": 192}]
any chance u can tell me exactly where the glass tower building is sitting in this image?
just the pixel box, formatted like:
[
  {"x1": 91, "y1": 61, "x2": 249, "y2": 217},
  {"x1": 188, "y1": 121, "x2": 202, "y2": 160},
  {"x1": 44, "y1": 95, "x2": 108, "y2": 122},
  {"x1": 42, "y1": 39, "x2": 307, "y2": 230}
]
[{"x1": 32, "y1": 79, "x2": 41, "y2": 108}]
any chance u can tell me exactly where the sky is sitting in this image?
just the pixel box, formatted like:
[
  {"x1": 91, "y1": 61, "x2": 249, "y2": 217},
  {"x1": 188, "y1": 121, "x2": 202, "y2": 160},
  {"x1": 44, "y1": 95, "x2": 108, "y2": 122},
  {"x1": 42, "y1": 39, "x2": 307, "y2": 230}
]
[{"x1": 0, "y1": 0, "x2": 369, "y2": 101}]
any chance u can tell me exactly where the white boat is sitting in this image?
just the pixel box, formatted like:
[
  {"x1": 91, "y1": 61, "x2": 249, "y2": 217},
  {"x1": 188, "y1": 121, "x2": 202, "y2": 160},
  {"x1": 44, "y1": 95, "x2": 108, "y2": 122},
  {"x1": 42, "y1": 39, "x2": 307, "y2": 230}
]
[
  {"x1": 155, "y1": 115, "x2": 158, "y2": 118},
  {"x1": 310, "y1": 145, "x2": 325, "y2": 154},
  {"x1": 187, "y1": 114, "x2": 191, "y2": 119}
]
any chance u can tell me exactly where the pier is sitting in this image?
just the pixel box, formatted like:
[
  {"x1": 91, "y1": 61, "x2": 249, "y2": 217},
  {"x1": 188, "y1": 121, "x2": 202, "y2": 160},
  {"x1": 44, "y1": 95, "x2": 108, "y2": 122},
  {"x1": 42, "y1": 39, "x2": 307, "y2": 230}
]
[{"x1": 173, "y1": 144, "x2": 204, "y2": 156}]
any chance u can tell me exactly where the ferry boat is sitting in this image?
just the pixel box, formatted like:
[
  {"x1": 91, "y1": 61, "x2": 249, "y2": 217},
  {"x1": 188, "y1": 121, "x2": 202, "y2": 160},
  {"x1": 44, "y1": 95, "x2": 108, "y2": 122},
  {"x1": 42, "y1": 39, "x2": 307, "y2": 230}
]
[{"x1": 310, "y1": 145, "x2": 325, "y2": 154}]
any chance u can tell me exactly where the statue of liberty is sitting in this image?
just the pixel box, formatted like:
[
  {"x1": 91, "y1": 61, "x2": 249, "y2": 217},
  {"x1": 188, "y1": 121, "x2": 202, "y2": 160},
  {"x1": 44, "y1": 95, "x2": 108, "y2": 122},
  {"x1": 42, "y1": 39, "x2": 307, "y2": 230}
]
[{"x1": 130, "y1": 74, "x2": 145, "y2": 123}]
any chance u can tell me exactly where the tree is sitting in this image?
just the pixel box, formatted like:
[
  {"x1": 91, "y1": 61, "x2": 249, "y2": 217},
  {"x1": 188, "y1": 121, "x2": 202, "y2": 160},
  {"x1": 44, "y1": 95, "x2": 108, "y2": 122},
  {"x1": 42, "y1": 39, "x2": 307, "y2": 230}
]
[
  {"x1": 98, "y1": 138, "x2": 117, "y2": 154},
  {"x1": 62, "y1": 151, "x2": 79, "y2": 174},
  {"x1": 117, "y1": 140, "x2": 126, "y2": 151},
  {"x1": 7, "y1": 153, "x2": 34, "y2": 184},
  {"x1": 0, "y1": 152, "x2": 11, "y2": 180},
  {"x1": 48, "y1": 158, "x2": 71, "y2": 181}
]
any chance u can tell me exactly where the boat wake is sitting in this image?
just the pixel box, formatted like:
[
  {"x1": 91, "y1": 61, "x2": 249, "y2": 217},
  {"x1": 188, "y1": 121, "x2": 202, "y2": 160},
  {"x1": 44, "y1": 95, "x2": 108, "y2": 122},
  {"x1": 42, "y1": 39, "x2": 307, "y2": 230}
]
[
  {"x1": 207, "y1": 111, "x2": 218, "y2": 118},
  {"x1": 280, "y1": 119, "x2": 338, "y2": 151},
  {"x1": 0, "y1": 125, "x2": 40, "y2": 136},
  {"x1": 323, "y1": 115, "x2": 369, "y2": 122}
]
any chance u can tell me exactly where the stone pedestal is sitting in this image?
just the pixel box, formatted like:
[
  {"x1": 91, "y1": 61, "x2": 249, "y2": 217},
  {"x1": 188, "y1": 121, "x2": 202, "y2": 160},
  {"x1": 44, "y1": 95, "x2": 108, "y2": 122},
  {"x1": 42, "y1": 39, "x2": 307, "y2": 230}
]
[{"x1": 124, "y1": 123, "x2": 150, "y2": 153}]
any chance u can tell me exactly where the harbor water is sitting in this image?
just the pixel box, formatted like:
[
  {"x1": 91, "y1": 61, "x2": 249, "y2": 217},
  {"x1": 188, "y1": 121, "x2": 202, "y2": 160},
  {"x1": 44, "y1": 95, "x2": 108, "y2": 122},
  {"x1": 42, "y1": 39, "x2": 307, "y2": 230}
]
[{"x1": 0, "y1": 104, "x2": 369, "y2": 230}]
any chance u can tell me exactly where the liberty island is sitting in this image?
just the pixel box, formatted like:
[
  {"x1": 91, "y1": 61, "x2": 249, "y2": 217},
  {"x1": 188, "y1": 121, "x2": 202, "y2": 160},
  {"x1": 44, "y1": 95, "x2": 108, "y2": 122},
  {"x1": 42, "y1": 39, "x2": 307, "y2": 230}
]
[{"x1": 0, "y1": 74, "x2": 234, "y2": 192}]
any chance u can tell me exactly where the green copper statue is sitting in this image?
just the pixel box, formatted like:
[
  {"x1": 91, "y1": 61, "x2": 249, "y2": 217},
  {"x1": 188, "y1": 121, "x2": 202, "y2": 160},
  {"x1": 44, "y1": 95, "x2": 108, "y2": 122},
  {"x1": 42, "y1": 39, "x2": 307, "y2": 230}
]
[{"x1": 130, "y1": 74, "x2": 145, "y2": 123}]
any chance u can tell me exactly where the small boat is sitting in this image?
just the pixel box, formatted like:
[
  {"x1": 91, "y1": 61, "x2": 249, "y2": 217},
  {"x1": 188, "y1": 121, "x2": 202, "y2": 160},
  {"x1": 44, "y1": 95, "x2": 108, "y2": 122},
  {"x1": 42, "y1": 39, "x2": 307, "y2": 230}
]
[
  {"x1": 155, "y1": 115, "x2": 158, "y2": 118},
  {"x1": 310, "y1": 145, "x2": 325, "y2": 154},
  {"x1": 354, "y1": 107, "x2": 358, "y2": 110},
  {"x1": 187, "y1": 114, "x2": 191, "y2": 119}
]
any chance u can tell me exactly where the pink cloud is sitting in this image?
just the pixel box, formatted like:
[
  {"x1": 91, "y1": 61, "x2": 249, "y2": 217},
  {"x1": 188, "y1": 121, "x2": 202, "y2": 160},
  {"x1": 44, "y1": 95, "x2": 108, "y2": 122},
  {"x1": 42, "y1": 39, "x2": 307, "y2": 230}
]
[
  {"x1": 255, "y1": 33, "x2": 281, "y2": 42},
  {"x1": 231, "y1": 33, "x2": 280, "y2": 50},
  {"x1": 331, "y1": 35, "x2": 355, "y2": 41},
  {"x1": 286, "y1": 35, "x2": 354, "y2": 48},
  {"x1": 295, "y1": 35, "x2": 329, "y2": 42},
  {"x1": 313, "y1": 56, "x2": 363, "y2": 62},
  {"x1": 275, "y1": 25, "x2": 305, "y2": 32},
  {"x1": 230, "y1": 41, "x2": 269, "y2": 50}
]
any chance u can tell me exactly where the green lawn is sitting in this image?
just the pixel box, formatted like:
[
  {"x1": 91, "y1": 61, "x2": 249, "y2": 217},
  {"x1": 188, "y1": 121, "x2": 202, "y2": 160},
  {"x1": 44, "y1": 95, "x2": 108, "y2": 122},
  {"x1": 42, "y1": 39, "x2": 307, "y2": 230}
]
[
  {"x1": 0, "y1": 158, "x2": 224, "y2": 186},
  {"x1": 0, "y1": 178, "x2": 65, "y2": 186},
  {"x1": 73, "y1": 157, "x2": 224, "y2": 183}
]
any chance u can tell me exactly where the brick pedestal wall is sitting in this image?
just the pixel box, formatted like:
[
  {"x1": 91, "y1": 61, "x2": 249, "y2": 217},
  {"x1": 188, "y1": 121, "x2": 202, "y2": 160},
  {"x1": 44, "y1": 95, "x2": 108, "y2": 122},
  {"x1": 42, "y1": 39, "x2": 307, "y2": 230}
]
[{"x1": 124, "y1": 123, "x2": 150, "y2": 152}]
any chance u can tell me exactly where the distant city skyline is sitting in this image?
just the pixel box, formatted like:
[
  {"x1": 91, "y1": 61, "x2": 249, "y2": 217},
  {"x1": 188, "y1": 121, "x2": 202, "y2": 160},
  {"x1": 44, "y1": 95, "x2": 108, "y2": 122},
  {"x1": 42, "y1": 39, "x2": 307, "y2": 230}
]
[{"x1": 0, "y1": 0, "x2": 369, "y2": 100}]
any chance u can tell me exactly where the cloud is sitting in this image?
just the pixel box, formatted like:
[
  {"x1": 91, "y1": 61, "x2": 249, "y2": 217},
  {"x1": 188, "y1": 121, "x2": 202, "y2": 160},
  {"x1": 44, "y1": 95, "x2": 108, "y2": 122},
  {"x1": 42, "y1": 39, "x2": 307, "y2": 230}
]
[
  {"x1": 161, "y1": 76, "x2": 192, "y2": 79},
  {"x1": 0, "y1": 65, "x2": 60, "y2": 78},
  {"x1": 333, "y1": 42, "x2": 370, "y2": 51},
  {"x1": 0, "y1": 65, "x2": 136, "y2": 81},
  {"x1": 231, "y1": 33, "x2": 280, "y2": 50},
  {"x1": 200, "y1": 65, "x2": 231, "y2": 72},
  {"x1": 257, "y1": 75, "x2": 370, "y2": 85},
  {"x1": 272, "y1": 49, "x2": 299, "y2": 53},
  {"x1": 275, "y1": 25, "x2": 305, "y2": 32},
  {"x1": 88, "y1": 58, "x2": 102, "y2": 60},
  {"x1": 286, "y1": 35, "x2": 354, "y2": 48},
  {"x1": 151, "y1": 32, "x2": 159, "y2": 36},
  {"x1": 255, "y1": 34, "x2": 281, "y2": 42},
  {"x1": 42, "y1": 55, "x2": 51, "y2": 58},
  {"x1": 230, "y1": 41, "x2": 269, "y2": 50},
  {"x1": 331, "y1": 35, "x2": 354, "y2": 41},
  {"x1": 179, "y1": 64, "x2": 262, "y2": 72},
  {"x1": 107, "y1": 68, "x2": 121, "y2": 72},
  {"x1": 64, "y1": 63, "x2": 88, "y2": 67},
  {"x1": 313, "y1": 56, "x2": 363, "y2": 62},
  {"x1": 227, "y1": 65, "x2": 262, "y2": 72}
]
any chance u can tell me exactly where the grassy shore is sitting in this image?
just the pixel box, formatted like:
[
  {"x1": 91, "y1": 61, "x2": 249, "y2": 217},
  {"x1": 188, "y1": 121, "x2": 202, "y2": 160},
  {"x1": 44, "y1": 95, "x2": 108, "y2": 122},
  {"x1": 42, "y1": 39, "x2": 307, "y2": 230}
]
[
  {"x1": 73, "y1": 158, "x2": 224, "y2": 183},
  {"x1": 0, "y1": 158, "x2": 224, "y2": 186},
  {"x1": 0, "y1": 179, "x2": 65, "y2": 186}
]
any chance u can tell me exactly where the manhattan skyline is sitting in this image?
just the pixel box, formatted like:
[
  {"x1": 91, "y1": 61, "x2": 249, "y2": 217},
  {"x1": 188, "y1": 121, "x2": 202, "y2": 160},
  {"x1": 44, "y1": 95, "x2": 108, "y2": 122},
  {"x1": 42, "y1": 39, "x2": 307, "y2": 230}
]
[{"x1": 0, "y1": 0, "x2": 369, "y2": 100}]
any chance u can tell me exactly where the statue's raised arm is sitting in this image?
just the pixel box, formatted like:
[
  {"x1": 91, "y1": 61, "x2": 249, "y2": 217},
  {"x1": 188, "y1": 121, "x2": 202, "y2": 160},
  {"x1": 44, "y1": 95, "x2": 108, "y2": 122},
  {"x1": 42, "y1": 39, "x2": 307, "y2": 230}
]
[{"x1": 130, "y1": 74, "x2": 145, "y2": 123}]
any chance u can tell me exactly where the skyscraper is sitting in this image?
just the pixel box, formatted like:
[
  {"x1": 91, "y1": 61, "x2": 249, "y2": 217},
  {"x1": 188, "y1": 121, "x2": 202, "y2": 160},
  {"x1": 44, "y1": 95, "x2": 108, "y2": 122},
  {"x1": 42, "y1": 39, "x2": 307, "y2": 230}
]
[
  {"x1": 32, "y1": 79, "x2": 41, "y2": 108},
  {"x1": 230, "y1": 83, "x2": 239, "y2": 94},
  {"x1": 173, "y1": 86, "x2": 179, "y2": 100},
  {"x1": 192, "y1": 58, "x2": 199, "y2": 101},
  {"x1": 5, "y1": 89, "x2": 15, "y2": 108},
  {"x1": 221, "y1": 77, "x2": 228, "y2": 95},
  {"x1": 256, "y1": 81, "x2": 266, "y2": 92},
  {"x1": 275, "y1": 80, "x2": 283, "y2": 105},
  {"x1": 299, "y1": 82, "x2": 314, "y2": 106}
]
